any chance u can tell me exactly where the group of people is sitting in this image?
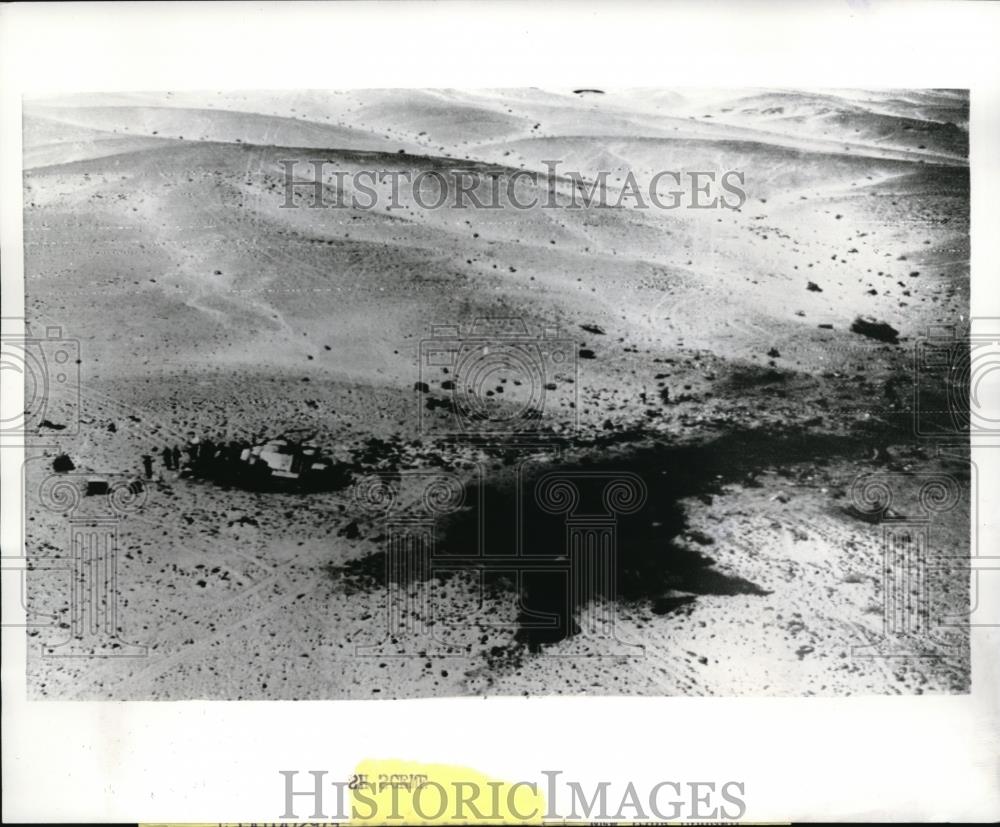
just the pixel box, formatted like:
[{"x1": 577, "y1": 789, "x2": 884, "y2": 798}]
[
  {"x1": 134, "y1": 433, "x2": 351, "y2": 492},
  {"x1": 139, "y1": 437, "x2": 255, "y2": 480}
]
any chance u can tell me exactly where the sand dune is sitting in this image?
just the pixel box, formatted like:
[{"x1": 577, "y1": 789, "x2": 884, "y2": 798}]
[{"x1": 22, "y1": 88, "x2": 970, "y2": 699}]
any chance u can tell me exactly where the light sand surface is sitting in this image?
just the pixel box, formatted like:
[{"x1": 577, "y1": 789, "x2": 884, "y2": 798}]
[{"x1": 22, "y1": 88, "x2": 970, "y2": 697}]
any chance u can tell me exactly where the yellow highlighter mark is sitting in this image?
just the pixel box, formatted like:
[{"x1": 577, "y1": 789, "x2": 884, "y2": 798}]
[{"x1": 348, "y1": 758, "x2": 545, "y2": 824}]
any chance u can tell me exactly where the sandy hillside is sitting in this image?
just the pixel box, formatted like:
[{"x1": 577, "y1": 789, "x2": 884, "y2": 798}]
[{"x1": 21, "y1": 88, "x2": 970, "y2": 698}]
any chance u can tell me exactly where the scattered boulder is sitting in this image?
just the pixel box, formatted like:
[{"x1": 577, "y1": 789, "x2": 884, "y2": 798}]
[
  {"x1": 806, "y1": 281, "x2": 823, "y2": 292},
  {"x1": 579, "y1": 323, "x2": 606, "y2": 335},
  {"x1": 85, "y1": 477, "x2": 109, "y2": 496},
  {"x1": 52, "y1": 454, "x2": 75, "y2": 473},
  {"x1": 850, "y1": 316, "x2": 899, "y2": 344},
  {"x1": 425, "y1": 396, "x2": 455, "y2": 413}
]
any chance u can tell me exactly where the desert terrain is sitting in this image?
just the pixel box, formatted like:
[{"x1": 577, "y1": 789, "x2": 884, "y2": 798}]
[{"x1": 21, "y1": 88, "x2": 971, "y2": 698}]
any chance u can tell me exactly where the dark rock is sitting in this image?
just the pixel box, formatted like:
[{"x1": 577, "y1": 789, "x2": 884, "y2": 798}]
[
  {"x1": 425, "y1": 397, "x2": 455, "y2": 413},
  {"x1": 850, "y1": 316, "x2": 899, "y2": 345},
  {"x1": 52, "y1": 454, "x2": 75, "y2": 473}
]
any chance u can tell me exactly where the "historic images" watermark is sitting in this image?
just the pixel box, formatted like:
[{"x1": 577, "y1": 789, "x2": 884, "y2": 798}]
[
  {"x1": 279, "y1": 768, "x2": 748, "y2": 822},
  {"x1": 280, "y1": 159, "x2": 748, "y2": 211}
]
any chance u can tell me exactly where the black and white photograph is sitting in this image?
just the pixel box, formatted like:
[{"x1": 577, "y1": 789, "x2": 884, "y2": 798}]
[
  {"x1": 2, "y1": 3, "x2": 998, "y2": 824},
  {"x1": 17, "y1": 86, "x2": 974, "y2": 698}
]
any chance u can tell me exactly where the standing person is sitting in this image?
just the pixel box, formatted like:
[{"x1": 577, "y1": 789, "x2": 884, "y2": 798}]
[
  {"x1": 170, "y1": 445, "x2": 181, "y2": 470},
  {"x1": 141, "y1": 453, "x2": 154, "y2": 480},
  {"x1": 161, "y1": 446, "x2": 174, "y2": 471},
  {"x1": 199, "y1": 438, "x2": 215, "y2": 466}
]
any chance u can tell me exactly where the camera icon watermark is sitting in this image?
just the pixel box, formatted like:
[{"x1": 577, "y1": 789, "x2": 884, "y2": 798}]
[
  {"x1": 0, "y1": 317, "x2": 80, "y2": 440},
  {"x1": 417, "y1": 318, "x2": 577, "y2": 440},
  {"x1": 913, "y1": 318, "x2": 1000, "y2": 444},
  {"x1": 848, "y1": 462, "x2": 997, "y2": 660},
  {"x1": 3, "y1": 469, "x2": 150, "y2": 658},
  {"x1": 525, "y1": 469, "x2": 647, "y2": 655},
  {"x1": 349, "y1": 469, "x2": 475, "y2": 657}
]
